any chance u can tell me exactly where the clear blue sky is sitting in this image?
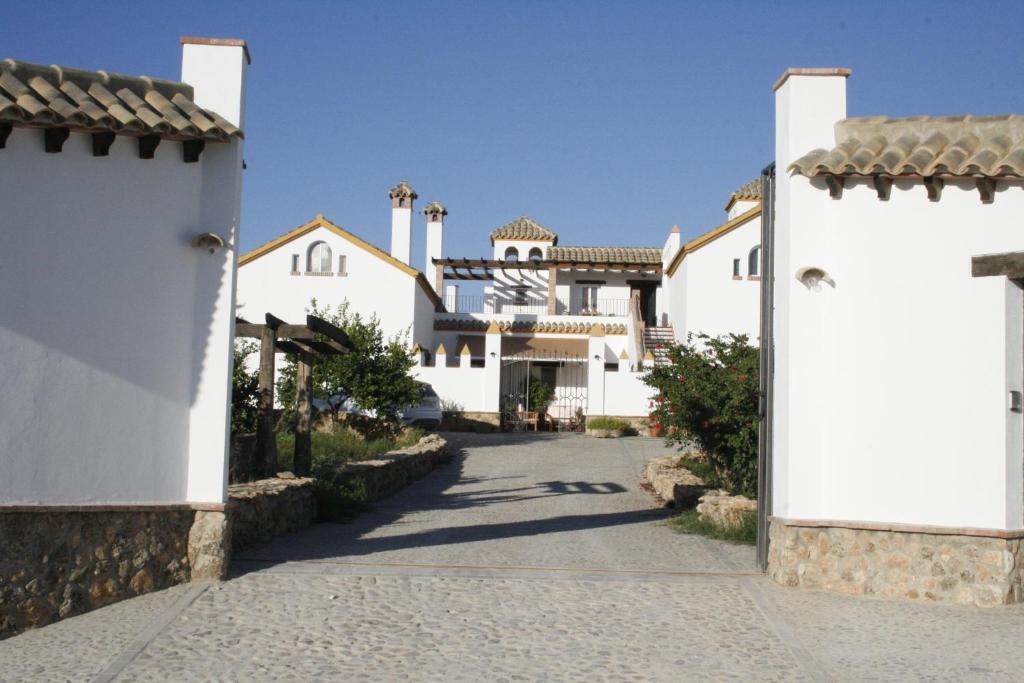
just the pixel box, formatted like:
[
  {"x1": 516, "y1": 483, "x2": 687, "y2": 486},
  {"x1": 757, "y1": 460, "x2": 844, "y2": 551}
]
[{"x1": 6, "y1": 1, "x2": 1023, "y2": 270}]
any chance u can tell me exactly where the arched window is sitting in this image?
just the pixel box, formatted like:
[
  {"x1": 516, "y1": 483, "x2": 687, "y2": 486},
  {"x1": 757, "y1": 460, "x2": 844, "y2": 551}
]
[
  {"x1": 748, "y1": 245, "x2": 761, "y2": 277},
  {"x1": 528, "y1": 247, "x2": 543, "y2": 262},
  {"x1": 504, "y1": 246, "x2": 519, "y2": 261},
  {"x1": 308, "y1": 241, "x2": 332, "y2": 273}
]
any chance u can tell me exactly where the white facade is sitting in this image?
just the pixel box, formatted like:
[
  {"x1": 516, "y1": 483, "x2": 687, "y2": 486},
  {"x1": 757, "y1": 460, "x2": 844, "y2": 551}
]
[
  {"x1": 664, "y1": 206, "x2": 762, "y2": 344},
  {"x1": 236, "y1": 216, "x2": 437, "y2": 351},
  {"x1": 0, "y1": 40, "x2": 247, "y2": 505},
  {"x1": 770, "y1": 70, "x2": 1024, "y2": 531}
]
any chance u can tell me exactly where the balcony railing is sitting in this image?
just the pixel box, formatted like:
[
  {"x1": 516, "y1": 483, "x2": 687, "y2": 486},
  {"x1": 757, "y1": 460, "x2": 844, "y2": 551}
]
[{"x1": 442, "y1": 294, "x2": 630, "y2": 317}]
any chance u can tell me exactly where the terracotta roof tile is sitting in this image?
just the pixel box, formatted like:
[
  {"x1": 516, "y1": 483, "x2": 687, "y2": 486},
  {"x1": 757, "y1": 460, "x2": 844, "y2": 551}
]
[
  {"x1": 547, "y1": 245, "x2": 662, "y2": 265},
  {"x1": 790, "y1": 114, "x2": 1024, "y2": 179},
  {"x1": 490, "y1": 216, "x2": 558, "y2": 244},
  {"x1": 0, "y1": 59, "x2": 242, "y2": 141},
  {"x1": 724, "y1": 178, "x2": 761, "y2": 210}
]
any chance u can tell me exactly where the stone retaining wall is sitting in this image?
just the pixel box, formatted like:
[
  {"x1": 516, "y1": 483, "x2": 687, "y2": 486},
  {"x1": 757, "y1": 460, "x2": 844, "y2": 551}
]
[
  {"x1": 697, "y1": 491, "x2": 757, "y2": 529},
  {"x1": 768, "y1": 519, "x2": 1024, "y2": 607},
  {"x1": 226, "y1": 476, "x2": 317, "y2": 553},
  {"x1": 642, "y1": 455, "x2": 707, "y2": 508},
  {"x1": 316, "y1": 433, "x2": 448, "y2": 502},
  {"x1": 0, "y1": 507, "x2": 195, "y2": 639}
]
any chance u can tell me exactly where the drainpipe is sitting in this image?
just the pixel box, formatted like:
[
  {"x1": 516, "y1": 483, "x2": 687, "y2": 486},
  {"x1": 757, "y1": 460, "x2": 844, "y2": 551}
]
[{"x1": 756, "y1": 162, "x2": 776, "y2": 572}]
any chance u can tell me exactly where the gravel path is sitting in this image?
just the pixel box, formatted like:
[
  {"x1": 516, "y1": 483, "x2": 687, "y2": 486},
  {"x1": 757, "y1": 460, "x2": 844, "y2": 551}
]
[{"x1": 3, "y1": 433, "x2": 1024, "y2": 681}]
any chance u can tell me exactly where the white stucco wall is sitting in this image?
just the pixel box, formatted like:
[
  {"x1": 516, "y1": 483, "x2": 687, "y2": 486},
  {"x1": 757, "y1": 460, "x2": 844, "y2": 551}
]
[
  {"x1": 0, "y1": 127, "x2": 242, "y2": 504},
  {"x1": 236, "y1": 225, "x2": 422, "y2": 346},
  {"x1": 772, "y1": 72, "x2": 1024, "y2": 530},
  {"x1": 666, "y1": 214, "x2": 761, "y2": 344}
]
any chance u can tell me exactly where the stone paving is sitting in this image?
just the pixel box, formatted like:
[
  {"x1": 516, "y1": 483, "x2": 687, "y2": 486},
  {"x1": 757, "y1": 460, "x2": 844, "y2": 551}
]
[{"x1": 3, "y1": 432, "x2": 1024, "y2": 681}]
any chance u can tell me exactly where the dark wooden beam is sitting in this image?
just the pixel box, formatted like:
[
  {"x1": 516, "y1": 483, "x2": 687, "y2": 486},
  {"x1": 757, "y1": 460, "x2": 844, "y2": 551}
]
[
  {"x1": 976, "y1": 177, "x2": 996, "y2": 203},
  {"x1": 275, "y1": 339, "x2": 309, "y2": 355},
  {"x1": 235, "y1": 323, "x2": 263, "y2": 338},
  {"x1": 44, "y1": 127, "x2": 70, "y2": 153},
  {"x1": 294, "y1": 352, "x2": 313, "y2": 477},
  {"x1": 306, "y1": 314, "x2": 353, "y2": 351},
  {"x1": 0, "y1": 122, "x2": 13, "y2": 149},
  {"x1": 91, "y1": 131, "x2": 116, "y2": 157},
  {"x1": 265, "y1": 313, "x2": 286, "y2": 330},
  {"x1": 138, "y1": 135, "x2": 161, "y2": 159},
  {"x1": 255, "y1": 323, "x2": 278, "y2": 478},
  {"x1": 923, "y1": 176, "x2": 943, "y2": 202},
  {"x1": 182, "y1": 139, "x2": 205, "y2": 163},
  {"x1": 972, "y1": 251, "x2": 1024, "y2": 279},
  {"x1": 824, "y1": 173, "x2": 844, "y2": 199},
  {"x1": 872, "y1": 174, "x2": 893, "y2": 200}
]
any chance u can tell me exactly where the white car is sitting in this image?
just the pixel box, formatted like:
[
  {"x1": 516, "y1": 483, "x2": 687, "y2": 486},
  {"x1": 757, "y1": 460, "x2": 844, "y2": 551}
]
[{"x1": 401, "y1": 383, "x2": 442, "y2": 430}]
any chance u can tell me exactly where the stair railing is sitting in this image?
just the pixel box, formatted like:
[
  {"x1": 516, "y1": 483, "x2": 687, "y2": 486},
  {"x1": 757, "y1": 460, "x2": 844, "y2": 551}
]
[{"x1": 630, "y1": 290, "x2": 646, "y2": 365}]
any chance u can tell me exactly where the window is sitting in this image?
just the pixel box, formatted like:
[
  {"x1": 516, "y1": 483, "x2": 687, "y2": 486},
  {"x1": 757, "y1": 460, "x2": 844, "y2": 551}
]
[
  {"x1": 528, "y1": 247, "x2": 543, "y2": 262},
  {"x1": 514, "y1": 287, "x2": 528, "y2": 306},
  {"x1": 748, "y1": 245, "x2": 761, "y2": 277},
  {"x1": 308, "y1": 241, "x2": 332, "y2": 273},
  {"x1": 733, "y1": 258, "x2": 741, "y2": 278},
  {"x1": 581, "y1": 285, "x2": 599, "y2": 312},
  {"x1": 291, "y1": 254, "x2": 300, "y2": 273},
  {"x1": 504, "y1": 246, "x2": 519, "y2": 261},
  {"x1": 338, "y1": 254, "x2": 347, "y2": 275}
]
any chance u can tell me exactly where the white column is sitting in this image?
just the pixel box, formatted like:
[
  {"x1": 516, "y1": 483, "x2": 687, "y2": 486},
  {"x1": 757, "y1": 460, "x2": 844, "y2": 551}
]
[
  {"x1": 459, "y1": 345, "x2": 471, "y2": 368},
  {"x1": 434, "y1": 343, "x2": 447, "y2": 368},
  {"x1": 618, "y1": 350, "x2": 630, "y2": 373},
  {"x1": 180, "y1": 37, "x2": 249, "y2": 504},
  {"x1": 587, "y1": 325, "x2": 607, "y2": 416},
  {"x1": 772, "y1": 68, "x2": 849, "y2": 520},
  {"x1": 391, "y1": 206, "x2": 412, "y2": 264},
  {"x1": 483, "y1": 323, "x2": 502, "y2": 413}
]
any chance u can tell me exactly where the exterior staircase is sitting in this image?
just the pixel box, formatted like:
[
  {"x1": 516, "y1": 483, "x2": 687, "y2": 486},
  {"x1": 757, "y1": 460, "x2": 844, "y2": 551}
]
[{"x1": 643, "y1": 326, "x2": 675, "y2": 365}]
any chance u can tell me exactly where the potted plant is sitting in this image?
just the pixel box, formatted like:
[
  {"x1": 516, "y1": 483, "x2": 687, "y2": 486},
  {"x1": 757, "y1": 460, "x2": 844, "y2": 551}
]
[
  {"x1": 648, "y1": 419, "x2": 664, "y2": 438},
  {"x1": 528, "y1": 380, "x2": 555, "y2": 428}
]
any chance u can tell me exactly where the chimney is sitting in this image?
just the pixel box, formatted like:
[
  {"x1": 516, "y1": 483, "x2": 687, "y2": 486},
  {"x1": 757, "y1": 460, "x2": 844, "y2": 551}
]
[
  {"x1": 389, "y1": 180, "x2": 417, "y2": 264},
  {"x1": 423, "y1": 201, "x2": 447, "y2": 288},
  {"x1": 773, "y1": 68, "x2": 849, "y2": 172},
  {"x1": 180, "y1": 37, "x2": 250, "y2": 128}
]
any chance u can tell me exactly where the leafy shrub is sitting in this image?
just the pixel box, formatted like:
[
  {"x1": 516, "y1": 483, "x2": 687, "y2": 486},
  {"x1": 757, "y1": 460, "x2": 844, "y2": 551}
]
[
  {"x1": 277, "y1": 299, "x2": 423, "y2": 436},
  {"x1": 276, "y1": 427, "x2": 422, "y2": 472},
  {"x1": 231, "y1": 340, "x2": 260, "y2": 435},
  {"x1": 441, "y1": 399, "x2": 464, "y2": 420},
  {"x1": 586, "y1": 417, "x2": 631, "y2": 431},
  {"x1": 644, "y1": 333, "x2": 759, "y2": 498}
]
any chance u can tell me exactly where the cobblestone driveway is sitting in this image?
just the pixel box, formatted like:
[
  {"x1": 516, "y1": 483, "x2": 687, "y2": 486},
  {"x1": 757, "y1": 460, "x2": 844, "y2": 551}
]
[{"x1": 4, "y1": 433, "x2": 1024, "y2": 681}]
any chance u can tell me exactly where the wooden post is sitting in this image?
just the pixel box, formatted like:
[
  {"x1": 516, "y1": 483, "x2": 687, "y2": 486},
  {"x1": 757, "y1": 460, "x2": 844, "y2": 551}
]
[
  {"x1": 255, "y1": 324, "x2": 278, "y2": 478},
  {"x1": 294, "y1": 352, "x2": 313, "y2": 476},
  {"x1": 435, "y1": 262, "x2": 446, "y2": 310}
]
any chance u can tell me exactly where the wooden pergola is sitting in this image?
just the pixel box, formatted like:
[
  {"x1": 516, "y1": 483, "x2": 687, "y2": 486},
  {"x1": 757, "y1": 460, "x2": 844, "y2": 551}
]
[
  {"x1": 235, "y1": 314, "x2": 353, "y2": 478},
  {"x1": 432, "y1": 257, "x2": 662, "y2": 314}
]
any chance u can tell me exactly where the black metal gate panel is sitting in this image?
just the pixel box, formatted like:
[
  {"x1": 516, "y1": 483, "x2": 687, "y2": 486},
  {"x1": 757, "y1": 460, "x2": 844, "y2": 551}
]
[
  {"x1": 500, "y1": 350, "x2": 588, "y2": 431},
  {"x1": 756, "y1": 162, "x2": 776, "y2": 571}
]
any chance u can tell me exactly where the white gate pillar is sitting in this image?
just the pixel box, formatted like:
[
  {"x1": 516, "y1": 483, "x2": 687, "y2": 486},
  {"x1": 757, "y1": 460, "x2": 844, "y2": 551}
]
[{"x1": 483, "y1": 321, "x2": 502, "y2": 413}]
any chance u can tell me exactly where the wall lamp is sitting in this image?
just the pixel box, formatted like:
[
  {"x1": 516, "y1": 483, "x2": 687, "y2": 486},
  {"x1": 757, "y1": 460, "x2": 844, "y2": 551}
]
[
  {"x1": 191, "y1": 232, "x2": 227, "y2": 254},
  {"x1": 795, "y1": 266, "x2": 834, "y2": 292}
]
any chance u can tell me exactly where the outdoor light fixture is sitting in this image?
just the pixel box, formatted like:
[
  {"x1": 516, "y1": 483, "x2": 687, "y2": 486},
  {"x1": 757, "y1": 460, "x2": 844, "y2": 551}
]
[
  {"x1": 191, "y1": 232, "x2": 227, "y2": 254},
  {"x1": 795, "y1": 266, "x2": 833, "y2": 292}
]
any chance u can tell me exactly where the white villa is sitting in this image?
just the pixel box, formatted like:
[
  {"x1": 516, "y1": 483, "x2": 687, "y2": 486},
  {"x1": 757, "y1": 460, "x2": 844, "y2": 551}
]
[
  {"x1": 237, "y1": 178, "x2": 764, "y2": 428},
  {"x1": 764, "y1": 67, "x2": 1024, "y2": 605}
]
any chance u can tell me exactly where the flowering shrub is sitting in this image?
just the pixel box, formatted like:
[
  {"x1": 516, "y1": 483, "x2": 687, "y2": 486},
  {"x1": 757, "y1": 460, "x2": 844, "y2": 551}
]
[{"x1": 643, "y1": 333, "x2": 759, "y2": 498}]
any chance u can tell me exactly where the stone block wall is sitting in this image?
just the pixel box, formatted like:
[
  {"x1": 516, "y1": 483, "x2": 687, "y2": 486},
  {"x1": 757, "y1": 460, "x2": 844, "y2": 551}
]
[
  {"x1": 317, "y1": 434, "x2": 448, "y2": 502},
  {"x1": 768, "y1": 519, "x2": 1024, "y2": 607},
  {"x1": 226, "y1": 476, "x2": 317, "y2": 552},
  {"x1": 0, "y1": 507, "x2": 195, "y2": 639}
]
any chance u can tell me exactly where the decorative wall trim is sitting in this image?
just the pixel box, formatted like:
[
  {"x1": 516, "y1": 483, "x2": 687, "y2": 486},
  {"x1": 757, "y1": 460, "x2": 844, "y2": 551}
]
[
  {"x1": 434, "y1": 319, "x2": 628, "y2": 335},
  {"x1": 0, "y1": 502, "x2": 225, "y2": 513},
  {"x1": 768, "y1": 516, "x2": 1024, "y2": 540}
]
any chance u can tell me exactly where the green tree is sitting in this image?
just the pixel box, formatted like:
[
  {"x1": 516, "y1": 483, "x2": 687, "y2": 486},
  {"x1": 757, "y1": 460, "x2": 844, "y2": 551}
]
[
  {"x1": 231, "y1": 340, "x2": 260, "y2": 434},
  {"x1": 643, "y1": 333, "x2": 760, "y2": 498},
  {"x1": 277, "y1": 299, "x2": 423, "y2": 435}
]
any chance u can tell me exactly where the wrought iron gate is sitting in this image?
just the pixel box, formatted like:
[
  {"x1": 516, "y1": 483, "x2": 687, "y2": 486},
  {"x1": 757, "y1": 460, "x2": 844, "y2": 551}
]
[
  {"x1": 500, "y1": 350, "x2": 588, "y2": 431},
  {"x1": 756, "y1": 162, "x2": 776, "y2": 570}
]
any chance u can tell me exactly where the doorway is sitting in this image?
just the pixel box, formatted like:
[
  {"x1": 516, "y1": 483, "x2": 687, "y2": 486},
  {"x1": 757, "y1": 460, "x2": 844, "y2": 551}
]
[{"x1": 628, "y1": 281, "x2": 658, "y2": 326}]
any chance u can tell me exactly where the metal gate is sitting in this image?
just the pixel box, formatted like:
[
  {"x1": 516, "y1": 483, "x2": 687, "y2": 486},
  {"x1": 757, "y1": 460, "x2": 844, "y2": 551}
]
[{"x1": 500, "y1": 350, "x2": 588, "y2": 431}]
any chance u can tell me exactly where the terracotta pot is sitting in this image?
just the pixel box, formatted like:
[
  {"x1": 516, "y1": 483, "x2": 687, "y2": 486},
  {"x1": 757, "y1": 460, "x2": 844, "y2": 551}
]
[{"x1": 648, "y1": 425, "x2": 664, "y2": 437}]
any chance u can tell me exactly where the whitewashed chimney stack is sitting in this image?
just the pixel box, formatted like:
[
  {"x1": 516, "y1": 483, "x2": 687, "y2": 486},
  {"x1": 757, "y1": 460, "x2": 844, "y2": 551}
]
[{"x1": 389, "y1": 180, "x2": 417, "y2": 264}]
